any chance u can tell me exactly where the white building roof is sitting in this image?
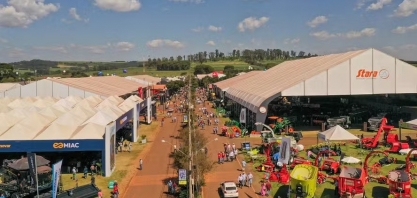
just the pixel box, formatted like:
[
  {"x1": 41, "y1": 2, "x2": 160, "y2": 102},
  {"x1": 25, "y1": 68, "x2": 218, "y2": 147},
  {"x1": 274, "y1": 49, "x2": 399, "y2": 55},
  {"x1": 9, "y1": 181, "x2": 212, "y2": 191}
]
[
  {"x1": 0, "y1": 94, "x2": 139, "y2": 141},
  {"x1": 226, "y1": 48, "x2": 417, "y2": 112}
]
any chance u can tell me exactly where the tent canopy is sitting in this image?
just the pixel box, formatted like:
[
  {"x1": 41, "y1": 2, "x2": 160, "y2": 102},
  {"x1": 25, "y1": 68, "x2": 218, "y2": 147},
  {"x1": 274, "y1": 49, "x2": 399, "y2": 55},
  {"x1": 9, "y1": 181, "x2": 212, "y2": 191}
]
[
  {"x1": 400, "y1": 119, "x2": 417, "y2": 130},
  {"x1": 71, "y1": 123, "x2": 106, "y2": 140},
  {"x1": 318, "y1": 125, "x2": 359, "y2": 141},
  {"x1": 34, "y1": 123, "x2": 78, "y2": 140}
]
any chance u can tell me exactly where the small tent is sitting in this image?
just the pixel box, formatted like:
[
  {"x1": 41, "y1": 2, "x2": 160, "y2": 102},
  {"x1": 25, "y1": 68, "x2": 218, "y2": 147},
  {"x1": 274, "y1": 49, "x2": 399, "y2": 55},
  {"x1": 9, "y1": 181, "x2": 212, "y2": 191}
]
[
  {"x1": 318, "y1": 125, "x2": 359, "y2": 141},
  {"x1": 400, "y1": 119, "x2": 417, "y2": 130}
]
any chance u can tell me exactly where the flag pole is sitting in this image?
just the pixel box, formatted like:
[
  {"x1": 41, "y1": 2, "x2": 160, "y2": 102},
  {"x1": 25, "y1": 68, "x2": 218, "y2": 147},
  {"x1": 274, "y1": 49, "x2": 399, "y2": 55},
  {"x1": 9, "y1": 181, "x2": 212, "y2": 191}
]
[{"x1": 34, "y1": 154, "x2": 40, "y2": 198}]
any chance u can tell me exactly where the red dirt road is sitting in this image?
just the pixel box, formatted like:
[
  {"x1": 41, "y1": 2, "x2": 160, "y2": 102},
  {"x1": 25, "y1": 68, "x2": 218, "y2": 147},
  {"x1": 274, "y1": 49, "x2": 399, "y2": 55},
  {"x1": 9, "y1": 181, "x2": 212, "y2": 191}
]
[
  {"x1": 123, "y1": 104, "x2": 181, "y2": 198},
  {"x1": 198, "y1": 102, "x2": 262, "y2": 198}
]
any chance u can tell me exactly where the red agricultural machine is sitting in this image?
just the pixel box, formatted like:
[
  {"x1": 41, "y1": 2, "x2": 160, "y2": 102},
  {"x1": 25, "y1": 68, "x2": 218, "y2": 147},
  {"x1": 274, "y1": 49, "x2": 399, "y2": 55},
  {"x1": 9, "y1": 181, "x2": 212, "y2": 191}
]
[
  {"x1": 337, "y1": 151, "x2": 384, "y2": 198},
  {"x1": 256, "y1": 142, "x2": 290, "y2": 184},
  {"x1": 290, "y1": 157, "x2": 312, "y2": 169},
  {"x1": 314, "y1": 150, "x2": 341, "y2": 175},
  {"x1": 385, "y1": 148, "x2": 416, "y2": 198},
  {"x1": 361, "y1": 118, "x2": 409, "y2": 152}
]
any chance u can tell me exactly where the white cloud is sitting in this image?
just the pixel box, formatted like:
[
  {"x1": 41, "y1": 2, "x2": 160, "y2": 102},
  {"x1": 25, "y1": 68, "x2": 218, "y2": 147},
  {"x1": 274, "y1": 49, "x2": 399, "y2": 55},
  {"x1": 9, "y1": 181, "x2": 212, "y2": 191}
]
[
  {"x1": 94, "y1": 0, "x2": 141, "y2": 12},
  {"x1": 0, "y1": 38, "x2": 8, "y2": 43},
  {"x1": 208, "y1": 25, "x2": 222, "y2": 32},
  {"x1": 115, "y1": 42, "x2": 135, "y2": 51},
  {"x1": 206, "y1": 41, "x2": 216, "y2": 46},
  {"x1": 392, "y1": 23, "x2": 417, "y2": 34},
  {"x1": 284, "y1": 38, "x2": 300, "y2": 44},
  {"x1": 355, "y1": 0, "x2": 369, "y2": 9},
  {"x1": 0, "y1": 0, "x2": 59, "y2": 28},
  {"x1": 192, "y1": 27, "x2": 204, "y2": 32},
  {"x1": 382, "y1": 44, "x2": 417, "y2": 60},
  {"x1": 33, "y1": 46, "x2": 68, "y2": 53},
  {"x1": 146, "y1": 39, "x2": 185, "y2": 49},
  {"x1": 307, "y1": 16, "x2": 328, "y2": 28},
  {"x1": 310, "y1": 28, "x2": 376, "y2": 40},
  {"x1": 366, "y1": 0, "x2": 392, "y2": 10},
  {"x1": 69, "y1": 8, "x2": 89, "y2": 22},
  {"x1": 168, "y1": 0, "x2": 204, "y2": 3},
  {"x1": 393, "y1": 0, "x2": 417, "y2": 17},
  {"x1": 238, "y1": 16, "x2": 269, "y2": 32}
]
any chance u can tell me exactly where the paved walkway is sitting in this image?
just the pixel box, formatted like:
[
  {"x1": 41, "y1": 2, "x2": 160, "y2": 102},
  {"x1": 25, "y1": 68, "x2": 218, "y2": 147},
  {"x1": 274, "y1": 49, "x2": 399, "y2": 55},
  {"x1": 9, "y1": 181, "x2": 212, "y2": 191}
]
[
  {"x1": 123, "y1": 103, "x2": 182, "y2": 198},
  {"x1": 197, "y1": 100, "x2": 262, "y2": 198}
]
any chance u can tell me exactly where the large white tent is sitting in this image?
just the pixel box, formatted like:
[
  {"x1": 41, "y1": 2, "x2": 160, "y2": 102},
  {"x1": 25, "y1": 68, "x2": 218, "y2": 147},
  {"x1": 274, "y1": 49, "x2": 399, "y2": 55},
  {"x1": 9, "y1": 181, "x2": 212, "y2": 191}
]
[
  {"x1": 400, "y1": 119, "x2": 417, "y2": 130},
  {"x1": 0, "y1": 95, "x2": 141, "y2": 142},
  {"x1": 318, "y1": 125, "x2": 359, "y2": 141}
]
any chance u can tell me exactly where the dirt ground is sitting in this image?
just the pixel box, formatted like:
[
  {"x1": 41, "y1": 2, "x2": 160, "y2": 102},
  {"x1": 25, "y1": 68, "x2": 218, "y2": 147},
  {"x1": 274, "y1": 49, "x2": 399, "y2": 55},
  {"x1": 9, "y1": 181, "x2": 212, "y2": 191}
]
[{"x1": 122, "y1": 102, "x2": 182, "y2": 198}]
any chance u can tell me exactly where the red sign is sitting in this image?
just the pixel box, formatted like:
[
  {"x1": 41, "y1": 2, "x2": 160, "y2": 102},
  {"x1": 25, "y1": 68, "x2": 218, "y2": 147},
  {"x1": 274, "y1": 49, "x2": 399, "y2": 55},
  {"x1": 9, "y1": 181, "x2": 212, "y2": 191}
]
[
  {"x1": 356, "y1": 69, "x2": 389, "y2": 79},
  {"x1": 138, "y1": 87, "x2": 143, "y2": 98}
]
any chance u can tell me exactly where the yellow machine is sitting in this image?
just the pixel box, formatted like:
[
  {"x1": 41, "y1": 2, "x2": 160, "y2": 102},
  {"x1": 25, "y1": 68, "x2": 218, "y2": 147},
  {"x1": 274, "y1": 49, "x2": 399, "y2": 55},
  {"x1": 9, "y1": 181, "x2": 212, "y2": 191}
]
[{"x1": 290, "y1": 164, "x2": 318, "y2": 198}]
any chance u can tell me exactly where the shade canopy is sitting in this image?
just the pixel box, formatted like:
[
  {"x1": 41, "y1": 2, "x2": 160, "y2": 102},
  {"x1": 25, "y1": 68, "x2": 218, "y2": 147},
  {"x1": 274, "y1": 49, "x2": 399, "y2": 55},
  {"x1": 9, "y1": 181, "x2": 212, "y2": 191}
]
[
  {"x1": 318, "y1": 125, "x2": 359, "y2": 141},
  {"x1": 341, "y1": 156, "x2": 361, "y2": 164},
  {"x1": 7, "y1": 155, "x2": 50, "y2": 170},
  {"x1": 399, "y1": 119, "x2": 417, "y2": 130}
]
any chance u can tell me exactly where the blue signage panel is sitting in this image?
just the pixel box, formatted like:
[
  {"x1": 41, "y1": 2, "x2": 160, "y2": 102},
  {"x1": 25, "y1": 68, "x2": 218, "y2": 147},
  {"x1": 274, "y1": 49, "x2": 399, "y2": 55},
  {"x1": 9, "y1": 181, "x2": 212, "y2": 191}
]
[
  {"x1": 0, "y1": 140, "x2": 104, "y2": 153},
  {"x1": 116, "y1": 108, "x2": 134, "y2": 131}
]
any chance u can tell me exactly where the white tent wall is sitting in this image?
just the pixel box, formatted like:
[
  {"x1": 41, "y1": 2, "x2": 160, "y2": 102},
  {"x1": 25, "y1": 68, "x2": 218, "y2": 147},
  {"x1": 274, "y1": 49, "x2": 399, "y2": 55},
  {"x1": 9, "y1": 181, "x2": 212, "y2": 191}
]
[
  {"x1": 281, "y1": 49, "x2": 417, "y2": 96},
  {"x1": 105, "y1": 121, "x2": 116, "y2": 177},
  {"x1": 1, "y1": 79, "x2": 103, "y2": 98}
]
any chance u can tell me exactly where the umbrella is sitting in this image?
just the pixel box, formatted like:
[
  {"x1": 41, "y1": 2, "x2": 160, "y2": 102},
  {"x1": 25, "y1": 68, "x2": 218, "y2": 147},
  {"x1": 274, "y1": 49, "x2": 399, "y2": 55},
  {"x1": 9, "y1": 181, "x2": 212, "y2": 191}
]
[
  {"x1": 8, "y1": 155, "x2": 50, "y2": 171},
  {"x1": 341, "y1": 156, "x2": 361, "y2": 164},
  {"x1": 399, "y1": 149, "x2": 417, "y2": 155}
]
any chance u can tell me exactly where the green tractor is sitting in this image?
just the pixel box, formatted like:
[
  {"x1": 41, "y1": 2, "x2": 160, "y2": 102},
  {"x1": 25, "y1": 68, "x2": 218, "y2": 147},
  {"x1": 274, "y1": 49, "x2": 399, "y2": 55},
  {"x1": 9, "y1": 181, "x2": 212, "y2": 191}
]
[{"x1": 273, "y1": 117, "x2": 292, "y2": 134}]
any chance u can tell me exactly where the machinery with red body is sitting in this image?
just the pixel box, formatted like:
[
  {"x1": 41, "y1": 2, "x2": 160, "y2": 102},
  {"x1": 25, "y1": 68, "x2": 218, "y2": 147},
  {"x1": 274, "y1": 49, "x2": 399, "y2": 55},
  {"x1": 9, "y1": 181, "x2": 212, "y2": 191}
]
[
  {"x1": 386, "y1": 149, "x2": 415, "y2": 198},
  {"x1": 256, "y1": 142, "x2": 290, "y2": 184},
  {"x1": 268, "y1": 163, "x2": 290, "y2": 184},
  {"x1": 290, "y1": 157, "x2": 312, "y2": 169},
  {"x1": 362, "y1": 118, "x2": 387, "y2": 149},
  {"x1": 337, "y1": 151, "x2": 385, "y2": 198},
  {"x1": 383, "y1": 125, "x2": 409, "y2": 153},
  {"x1": 314, "y1": 150, "x2": 341, "y2": 175}
]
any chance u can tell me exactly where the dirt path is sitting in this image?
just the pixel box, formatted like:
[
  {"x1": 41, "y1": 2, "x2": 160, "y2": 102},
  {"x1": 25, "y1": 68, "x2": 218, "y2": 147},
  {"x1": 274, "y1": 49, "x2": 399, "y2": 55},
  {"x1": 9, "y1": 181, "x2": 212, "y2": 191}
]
[
  {"x1": 122, "y1": 103, "x2": 182, "y2": 198},
  {"x1": 198, "y1": 101, "x2": 263, "y2": 198}
]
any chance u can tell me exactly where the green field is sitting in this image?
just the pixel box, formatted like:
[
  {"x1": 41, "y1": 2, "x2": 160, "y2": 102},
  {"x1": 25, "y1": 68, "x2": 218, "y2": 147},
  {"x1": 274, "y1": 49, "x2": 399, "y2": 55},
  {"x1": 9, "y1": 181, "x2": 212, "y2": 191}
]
[{"x1": 248, "y1": 141, "x2": 417, "y2": 198}]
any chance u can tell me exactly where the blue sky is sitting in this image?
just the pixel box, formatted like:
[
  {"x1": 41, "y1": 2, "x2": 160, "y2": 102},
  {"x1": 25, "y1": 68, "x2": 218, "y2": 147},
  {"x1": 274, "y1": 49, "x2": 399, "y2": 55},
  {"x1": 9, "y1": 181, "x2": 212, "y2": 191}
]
[{"x1": 0, "y1": 0, "x2": 417, "y2": 62}]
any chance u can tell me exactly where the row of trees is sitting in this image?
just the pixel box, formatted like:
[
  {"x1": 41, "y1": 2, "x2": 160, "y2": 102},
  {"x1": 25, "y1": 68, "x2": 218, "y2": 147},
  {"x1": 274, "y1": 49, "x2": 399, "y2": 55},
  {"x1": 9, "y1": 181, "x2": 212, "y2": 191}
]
[{"x1": 146, "y1": 60, "x2": 191, "y2": 71}]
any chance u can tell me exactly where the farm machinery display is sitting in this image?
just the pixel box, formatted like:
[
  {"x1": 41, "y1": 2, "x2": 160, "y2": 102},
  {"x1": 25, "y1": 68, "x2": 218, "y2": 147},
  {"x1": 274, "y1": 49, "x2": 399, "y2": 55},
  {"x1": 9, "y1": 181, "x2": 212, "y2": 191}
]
[
  {"x1": 256, "y1": 142, "x2": 290, "y2": 184},
  {"x1": 289, "y1": 164, "x2": 319, "y2": 198},
  {"x1": 336, "y1": 151, "x2": 384, "y2": 198},
  {"x1": 327, "y1": 116, "x2": 351, "y2": 129},
  {"x1": 315, "y1": 151, "x2": 341, "y2": 175},
  {"x1": 385, "y1": 148, "x2": 416, "y2": 198}
]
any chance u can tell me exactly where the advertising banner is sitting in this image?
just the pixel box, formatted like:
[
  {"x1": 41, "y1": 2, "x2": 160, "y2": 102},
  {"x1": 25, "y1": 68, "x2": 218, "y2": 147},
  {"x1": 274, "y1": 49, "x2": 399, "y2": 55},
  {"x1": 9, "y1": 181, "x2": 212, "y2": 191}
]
[
  {"x1": 278, "y1": 137, "x2": 291, "y2": 165},
  {"x1": 0, "y1": 140, "x2": 104, "y2": 153},
  {"x1": 147, "y1": 97, "x2": 152, "y2": 124},
  {"x1": 116, "y1": 109, "x2": 134, "y2": 131},
  {"x1": 27, "y1": 152, "x2": 38, "y2": 186},
  {"x1": 52, "y1": 160, "x2": 63, "y2": 198},
  {"x1": 178, "y1": 169, "x2": 187, "y2": 185},
  {"x1": 239, "y1": 108, "x2": 246, "y2": 124}
]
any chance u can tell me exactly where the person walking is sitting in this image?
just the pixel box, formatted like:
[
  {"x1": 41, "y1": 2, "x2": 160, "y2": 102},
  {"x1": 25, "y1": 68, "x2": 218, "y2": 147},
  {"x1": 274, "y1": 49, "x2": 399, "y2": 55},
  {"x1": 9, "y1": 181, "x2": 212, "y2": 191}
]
[
  {"x1": 242, "y1": 160, "x2": 247, "y2": 172},
  {"x1": 72, "y1": 167, "x2": 77, "y2": 180},
  {"x1": 139, "y1": 159, "x2": 143, "y2": 170},
  {"x1": 167, "y1": 180, "x2": 173, "y2": 194},
  {"x1": 247, "y1": 172, "x2": 253, "y2": 187},
  {"x1": 265, "y1": 181, "x2": 272, "y2": 196}
]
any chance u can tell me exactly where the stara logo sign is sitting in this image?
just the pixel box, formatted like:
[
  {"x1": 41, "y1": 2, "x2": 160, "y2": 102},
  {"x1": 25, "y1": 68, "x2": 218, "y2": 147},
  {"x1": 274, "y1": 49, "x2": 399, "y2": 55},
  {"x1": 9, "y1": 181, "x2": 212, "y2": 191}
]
[
  {"x1": 53, "y1": 143, "x2": 80, "y2": 149},
  {"x1": 356, "y1": 69, "x2": 389, "y2": 79}
]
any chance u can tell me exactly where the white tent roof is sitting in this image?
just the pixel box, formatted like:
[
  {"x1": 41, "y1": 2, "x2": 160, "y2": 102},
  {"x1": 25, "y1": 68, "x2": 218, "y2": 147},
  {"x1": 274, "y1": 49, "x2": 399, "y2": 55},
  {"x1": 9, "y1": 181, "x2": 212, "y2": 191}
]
[
  {"x1": 407, "y1": 119, "x2": 417, "y2": 125},
  {"x1": 65, "y1": 95, "x2": 83, "y2": 104},
  {"x1": 22, "y1": 97, "x2": 37, "y2": 103},
  {"x1": 86, "y1": 95, "x2": 103, "y2": 104},
  {"x1": 118, "y1": 97, "x2": 136, "y2": 111},
  {"x1": 53, "y1": 112, "x2": 87, "y2": 126},
  {"x1": 0, "y1": 113, "x2": 21, "y2": 136},
  {"x1": 71, "y1": 123, "x2": 106, "y2": 140},
  {"x1": 17, "y1": 112, "x2": 55, "y2": 128},
  {"x1": 34, "y1": 123, "x2": 78, "y2": 140},
  {"x1": 108, "y1": 95, "x2": 124, "y2": 104},
  {"x1": 1, "y1": 113, "x2": 55, "y2": 140},
  {"x1": 7, "y1": 99, "x2": 30, "y2": 109},
  {"x1": 39, "y1": 106, "x2": 67, "y2": 118},
  {"x1": 97, "y1": 105, "x2": 124, "y2": 119},
  {"x1": 82, "y1": 111, "x2": 114, "y2": 126},
  {"x1": 35, "y1": 96, "x2": 59, "y2": 103},
  {"x1": 70, "y1": 105, "x2": 96, "y2": 120},
  {"x1": 33, "y1": 99, "x2": 54, "y2": 108},
  {"x1": 0, "y1": 97, "x2": 16, "y2": 104},
  {"x1": 0, "y1": 104, "x2": 11, "y2": 113},
  {"x1": 55, "y1": 98, "x2": 76, "y2": 109},
  {"x1": 318, "y1": 125, "x2": 359, "y2": 141},
  {"x1": 7, "y1": 108, "x2": 34, "y2": 119}
]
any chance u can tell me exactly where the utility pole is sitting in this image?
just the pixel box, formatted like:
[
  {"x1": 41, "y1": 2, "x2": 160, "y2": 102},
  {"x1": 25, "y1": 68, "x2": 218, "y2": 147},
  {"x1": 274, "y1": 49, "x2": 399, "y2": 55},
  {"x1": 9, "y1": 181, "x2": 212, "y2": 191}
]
[{"x1": 188, "y1": 75, "x2": 193, "y2": 198}]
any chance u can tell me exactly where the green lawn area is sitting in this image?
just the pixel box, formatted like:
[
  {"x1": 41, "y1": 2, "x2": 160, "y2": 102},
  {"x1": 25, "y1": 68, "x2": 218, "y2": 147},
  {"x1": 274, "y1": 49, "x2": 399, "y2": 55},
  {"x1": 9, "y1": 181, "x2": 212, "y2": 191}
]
[
  {"x1": 84, "y1": 67, "x2": 186, "y2": 77},
  {"x1": 246, "y1": 142, "x2": 417, "y2": 198}
]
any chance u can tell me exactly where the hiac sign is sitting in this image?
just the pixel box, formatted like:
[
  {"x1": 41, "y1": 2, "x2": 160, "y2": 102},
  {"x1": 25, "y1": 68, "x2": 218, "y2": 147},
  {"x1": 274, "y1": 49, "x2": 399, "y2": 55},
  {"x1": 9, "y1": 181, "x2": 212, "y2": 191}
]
[
  {"x1": 53, "y1": 142, "x2": 80, "y2": 149},
  {"x1": 356, "y1": 69, "x2": 389, "y2": 79}
]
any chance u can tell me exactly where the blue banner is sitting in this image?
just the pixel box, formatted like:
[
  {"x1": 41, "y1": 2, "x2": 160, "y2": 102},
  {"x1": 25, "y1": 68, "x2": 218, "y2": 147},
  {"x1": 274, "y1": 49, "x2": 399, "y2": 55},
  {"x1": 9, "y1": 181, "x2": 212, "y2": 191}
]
[
  {"x1": 52, "y1": 160, "x2": 63, "y2": 198},
  {"x1": 116, "y1": 109, "x2": 134, "y2": 131},
  {"x1": 0, "y1": 140, "x2": 104, "y2": 153}
]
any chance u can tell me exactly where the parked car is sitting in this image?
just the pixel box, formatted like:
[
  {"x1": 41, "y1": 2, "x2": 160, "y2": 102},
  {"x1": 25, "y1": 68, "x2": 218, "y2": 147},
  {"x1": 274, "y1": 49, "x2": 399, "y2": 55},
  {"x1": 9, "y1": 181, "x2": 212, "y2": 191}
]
[{"x1": 220, "y1": 181, "x2": 238, "y2": 198}]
